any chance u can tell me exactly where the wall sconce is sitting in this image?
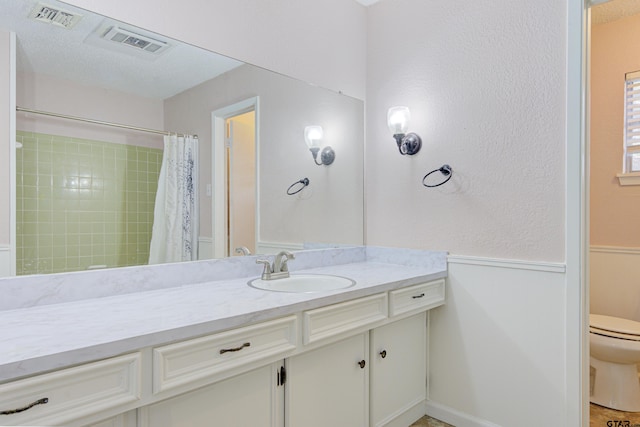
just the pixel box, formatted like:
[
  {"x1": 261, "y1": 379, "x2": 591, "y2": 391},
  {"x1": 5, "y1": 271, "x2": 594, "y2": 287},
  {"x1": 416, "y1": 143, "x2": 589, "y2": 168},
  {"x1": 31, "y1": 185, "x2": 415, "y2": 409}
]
[
  {"x1": 304, "y1": 125, "x2": 335, "y2": 165},
  {"x1": 387, "y1": 106, "x2": 421, "y2": 155}
]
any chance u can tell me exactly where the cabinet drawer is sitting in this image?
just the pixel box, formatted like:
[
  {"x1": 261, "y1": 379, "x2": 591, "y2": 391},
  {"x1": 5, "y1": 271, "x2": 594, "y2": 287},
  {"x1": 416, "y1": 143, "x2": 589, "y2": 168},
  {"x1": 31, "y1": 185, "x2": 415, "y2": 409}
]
[
  {"x1": 389, "y1": 279, "x2": 445, "y2": 317},
  {"x1": 303, "y1": 293, "x2": 388, "y2": 344},
  {"x1": 153, "y1": 315, "x2": 297, "y2": 394},
  {"x1": 0, "y1": 353, "x2": 141, "y2": 426}
]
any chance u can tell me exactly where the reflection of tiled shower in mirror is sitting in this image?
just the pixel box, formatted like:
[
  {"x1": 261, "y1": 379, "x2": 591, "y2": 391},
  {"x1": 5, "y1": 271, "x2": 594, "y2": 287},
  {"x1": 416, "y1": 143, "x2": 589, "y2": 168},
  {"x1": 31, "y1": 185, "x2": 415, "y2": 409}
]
[{"x1": 15, "y1": 131, "x2": 162, "y2": 275}]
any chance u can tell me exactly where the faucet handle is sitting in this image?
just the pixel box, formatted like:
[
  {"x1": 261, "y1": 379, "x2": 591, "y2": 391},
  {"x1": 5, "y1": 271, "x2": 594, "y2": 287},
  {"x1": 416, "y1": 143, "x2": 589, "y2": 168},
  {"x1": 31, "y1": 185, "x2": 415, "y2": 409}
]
[
  {"x1": 256, "y1": 259, "x2": 273, "y2": 279},
  {"x1": 235, "y1": 246, "x2": 251, "y2": 256},
  {"x1": 274, "y1": 251, "x2": 295, "y2": 273}
]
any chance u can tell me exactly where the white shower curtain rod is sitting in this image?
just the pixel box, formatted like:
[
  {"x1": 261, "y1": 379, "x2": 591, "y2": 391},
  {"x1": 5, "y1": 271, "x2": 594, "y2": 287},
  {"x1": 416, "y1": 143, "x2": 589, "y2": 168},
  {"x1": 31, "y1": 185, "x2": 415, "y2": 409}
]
[{"x1": 16, "y1": 107, "x2": 197, "y2": 139}]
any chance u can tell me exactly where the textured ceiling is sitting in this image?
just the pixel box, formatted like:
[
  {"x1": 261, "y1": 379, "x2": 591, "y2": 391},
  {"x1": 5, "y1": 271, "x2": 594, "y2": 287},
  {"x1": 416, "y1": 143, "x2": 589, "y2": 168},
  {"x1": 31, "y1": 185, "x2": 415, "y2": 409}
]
[
  {"x1": 591, "y1": 0, "x2": 640, "y2": 25},
  {"x1": 0, "y1": 0, "x2": 243, "y2": 100}
]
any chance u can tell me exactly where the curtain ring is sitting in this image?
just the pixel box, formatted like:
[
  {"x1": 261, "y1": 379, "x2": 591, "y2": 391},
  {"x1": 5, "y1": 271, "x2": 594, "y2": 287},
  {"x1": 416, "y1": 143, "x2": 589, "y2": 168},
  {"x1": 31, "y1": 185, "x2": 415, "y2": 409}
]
[{"x1": 287, "y1": 178, "x2": 310, "y2": 195}]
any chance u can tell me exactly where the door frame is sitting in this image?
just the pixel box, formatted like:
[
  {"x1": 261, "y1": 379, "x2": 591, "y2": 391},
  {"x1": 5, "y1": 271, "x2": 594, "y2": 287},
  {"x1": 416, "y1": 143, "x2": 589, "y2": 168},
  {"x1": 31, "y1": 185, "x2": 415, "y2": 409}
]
[
  {"x1": 211, "y1": 97, "x2": 259, "y2": 258},
  {"x1": 566, "y1": 0, "x2": 589, "y2": 425}
]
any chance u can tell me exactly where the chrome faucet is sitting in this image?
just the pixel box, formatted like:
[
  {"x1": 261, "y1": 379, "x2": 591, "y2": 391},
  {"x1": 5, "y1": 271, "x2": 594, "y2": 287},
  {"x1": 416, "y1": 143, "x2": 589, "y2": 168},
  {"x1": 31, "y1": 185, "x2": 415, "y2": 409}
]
[
  {"x1": 256, "y1": 250, "x2": 295, "y2": 280},
  {"x1": 235, "y1": 246, "x2": 251, "y2": 256},
  {"x1": 274, "y1": 250, "x2": 295, "y2": 275}
]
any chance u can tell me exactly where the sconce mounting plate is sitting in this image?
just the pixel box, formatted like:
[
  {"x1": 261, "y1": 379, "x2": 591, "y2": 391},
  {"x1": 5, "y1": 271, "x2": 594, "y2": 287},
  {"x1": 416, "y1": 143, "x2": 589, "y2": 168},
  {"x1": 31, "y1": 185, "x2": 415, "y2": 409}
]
[
  {"x1": 319, "y1": 146, "x2": 335, "y2": 165},
  {"x1": 398, "y1": 132, "x2": 422, "y2": 155}
]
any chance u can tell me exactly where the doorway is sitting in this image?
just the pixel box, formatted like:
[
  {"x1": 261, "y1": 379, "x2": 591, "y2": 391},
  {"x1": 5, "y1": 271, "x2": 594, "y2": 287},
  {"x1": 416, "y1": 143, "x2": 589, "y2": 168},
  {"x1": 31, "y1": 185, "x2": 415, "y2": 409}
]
[
  {"x1": 211, "y1": 97, "x2": 259, "y2": 258},
  {"x1": 585, "y1": 0, "x2": 640, "y2": 423}
]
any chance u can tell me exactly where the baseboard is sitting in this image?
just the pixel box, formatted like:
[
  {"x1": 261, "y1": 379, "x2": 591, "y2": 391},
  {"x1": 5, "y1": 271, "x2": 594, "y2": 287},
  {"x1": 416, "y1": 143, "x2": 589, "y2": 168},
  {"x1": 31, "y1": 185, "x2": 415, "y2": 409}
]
[
  {"x1": 198, "y1": 237, "x2": 213, "y2": 260},
  {"x1": 374, "y1": 398, "x2": 425, "y2": 427},
  {"x1": 425, "y1": 401, "x2": 502, "y2": 427}
]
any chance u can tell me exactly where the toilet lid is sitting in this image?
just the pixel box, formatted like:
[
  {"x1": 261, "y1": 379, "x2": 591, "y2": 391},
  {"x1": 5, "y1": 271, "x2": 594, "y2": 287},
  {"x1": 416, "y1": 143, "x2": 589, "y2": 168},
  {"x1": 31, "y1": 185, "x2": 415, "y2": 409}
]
[{"x1": 590, "y1": 314, "x2": 640, "y2": 339}]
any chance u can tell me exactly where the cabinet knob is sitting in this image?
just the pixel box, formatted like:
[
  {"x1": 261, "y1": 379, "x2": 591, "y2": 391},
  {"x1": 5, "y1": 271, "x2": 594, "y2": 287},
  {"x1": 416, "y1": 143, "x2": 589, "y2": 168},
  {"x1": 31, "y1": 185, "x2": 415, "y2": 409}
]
[
  {"x1": 358, "y1": 359, "x2": 366, "y2": 369},
  {"x1": 0, "y1": 397, "x2": 48, "y2": 415},
  {"x1": 380, "y1": 350, "x2": 387, "y2": 359}
]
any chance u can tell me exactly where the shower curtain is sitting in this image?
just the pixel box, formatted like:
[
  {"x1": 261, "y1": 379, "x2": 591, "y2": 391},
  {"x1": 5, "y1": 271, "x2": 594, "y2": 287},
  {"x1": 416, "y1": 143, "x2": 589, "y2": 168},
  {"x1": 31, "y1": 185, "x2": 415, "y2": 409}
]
[{"x1": 149, "y1": 134, "x2": 199, "y2": 264}]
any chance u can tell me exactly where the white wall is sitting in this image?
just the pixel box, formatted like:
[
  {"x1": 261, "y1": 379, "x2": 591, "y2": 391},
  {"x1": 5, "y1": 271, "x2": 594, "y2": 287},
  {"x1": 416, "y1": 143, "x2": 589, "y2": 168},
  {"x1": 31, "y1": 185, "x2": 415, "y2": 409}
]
[
  {"x1": 61, "y1": 0, "x2": 367, "y2": 100},
  {"x1": 590, "y1": 246, "x2": 640, "y2": 321},
  {"x1": 366, "y1": 0, "x2": 576, "y2": 426},
  {"x1": 366, "y1": 0, "x2": 566, "y2": 262},
  {"x1": 0, "y1": 30, "x2": 15, "y2": 277},
  {"x1": 427, "y1": 260, "x2": 567, "y2": 427},
  {"x1": 0, "y1": 31, "x2": 13, "y2": 246}
]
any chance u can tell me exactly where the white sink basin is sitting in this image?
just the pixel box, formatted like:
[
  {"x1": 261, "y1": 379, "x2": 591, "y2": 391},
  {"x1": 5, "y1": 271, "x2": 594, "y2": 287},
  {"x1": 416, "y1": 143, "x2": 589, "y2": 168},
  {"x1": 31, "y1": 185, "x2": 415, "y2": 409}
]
[{"x1": 248, "y1": 274, "x2": 356, "y2": 293}]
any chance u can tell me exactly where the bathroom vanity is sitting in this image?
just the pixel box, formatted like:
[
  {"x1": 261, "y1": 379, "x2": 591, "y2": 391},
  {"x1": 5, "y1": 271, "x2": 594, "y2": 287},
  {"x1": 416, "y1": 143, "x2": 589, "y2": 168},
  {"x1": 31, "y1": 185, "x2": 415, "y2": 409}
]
[{"x1": 0, "y1": 247, "x2": 446, "y2": 427}]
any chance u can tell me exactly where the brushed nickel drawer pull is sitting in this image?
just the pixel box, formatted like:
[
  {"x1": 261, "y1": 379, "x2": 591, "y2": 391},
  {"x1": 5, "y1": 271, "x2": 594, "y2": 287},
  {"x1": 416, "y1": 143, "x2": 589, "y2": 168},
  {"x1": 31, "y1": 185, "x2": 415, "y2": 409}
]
[
  {"x1": 412, "y1": 293, "x2": 425, "y2": 299},
  {"x1": 220, "y1": 342, "x2": 251, "y2": 354},
  {"x1": 1, "y1": 397, "x2": 49, "y2": 415}
]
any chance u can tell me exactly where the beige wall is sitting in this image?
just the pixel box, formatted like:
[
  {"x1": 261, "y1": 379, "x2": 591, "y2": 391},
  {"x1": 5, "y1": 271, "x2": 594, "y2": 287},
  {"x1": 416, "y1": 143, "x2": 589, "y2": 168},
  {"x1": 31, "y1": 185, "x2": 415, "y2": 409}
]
[
  {"x1": 590, "y1": 13, "x2": 640, "y2": 247},
  {"x1": 366, "y1": 0, "x2": 566, "y2": 262},
  {"x1": 17, "y1": 72, "x2": 164, "y2": 149},
  {"x1": 164, "y1": 64, "x2": 364, "y2": 246},
  {"x1": 229, "y1": 111, "x2": 256, "y2": 255}
]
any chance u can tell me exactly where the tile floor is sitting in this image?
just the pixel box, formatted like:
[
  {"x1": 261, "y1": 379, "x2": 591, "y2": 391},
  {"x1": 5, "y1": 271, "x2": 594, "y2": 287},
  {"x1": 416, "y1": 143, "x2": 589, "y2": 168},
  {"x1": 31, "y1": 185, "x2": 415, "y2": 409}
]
[
  {"x1": 411, "y1": 405, "x2": 640, "y2": 427},
  {"x1": 590, "y1": 403, "x2": 640, "y2": 427},
  {"x1": 411, "y1": 415, "x2": 454, "y2": 427}
]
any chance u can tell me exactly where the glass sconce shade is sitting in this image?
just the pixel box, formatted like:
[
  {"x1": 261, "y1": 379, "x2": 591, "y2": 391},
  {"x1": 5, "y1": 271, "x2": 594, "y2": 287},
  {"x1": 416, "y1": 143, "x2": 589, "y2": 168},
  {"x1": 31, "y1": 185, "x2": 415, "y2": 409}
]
[
  {"x1": 387, "y1": 106, "x2": 410, "y2": 135},
  {"x1": 304, "y1": 125, "x2": 334, "y2": 165},
  {"x1": 387, "y1": 106, "x2": 421, "y2": 155},
  {"x1": 304, "y1": 125, "x2": 324, "y2": 149}
]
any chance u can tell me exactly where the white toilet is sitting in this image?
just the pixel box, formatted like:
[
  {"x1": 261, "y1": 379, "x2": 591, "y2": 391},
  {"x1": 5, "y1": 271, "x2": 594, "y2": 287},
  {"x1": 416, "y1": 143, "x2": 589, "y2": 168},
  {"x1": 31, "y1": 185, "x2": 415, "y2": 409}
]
[{"x1": 590, "y1": 314, "x2": 640, "y2": 412}]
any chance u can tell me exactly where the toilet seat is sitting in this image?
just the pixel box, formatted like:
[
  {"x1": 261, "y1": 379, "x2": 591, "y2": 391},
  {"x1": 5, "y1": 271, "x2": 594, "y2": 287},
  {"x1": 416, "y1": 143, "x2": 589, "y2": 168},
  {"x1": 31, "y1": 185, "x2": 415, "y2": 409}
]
[{"x1": 590, "y1": 314, "x2": 640, "y2": 341}]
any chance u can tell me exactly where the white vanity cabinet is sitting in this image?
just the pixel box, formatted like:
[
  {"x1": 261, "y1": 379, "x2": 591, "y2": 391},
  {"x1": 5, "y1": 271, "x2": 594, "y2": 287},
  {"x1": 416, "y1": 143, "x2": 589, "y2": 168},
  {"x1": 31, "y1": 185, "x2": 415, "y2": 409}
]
[
  {"x1": 286, "y1": 333, "x2": 369, "y2": 427},
  {"x1": 84, "y1": 411, "x2": 137, "y2": 427},
  {"x1": 0, "y1": 278, "x2": 445, "y2": 427},
  {"x1": 0, "y1": 353, "x2": 141, "y2": 427},
  {"x1": 142, "y1": 363, "x2": 283, "y2": 427},
  {"x1": 370, "y1": 312, "x2": 427, "y2": 427},
  {"x1": 141, "y1": 315, "x2": 297, "y2": 427}
]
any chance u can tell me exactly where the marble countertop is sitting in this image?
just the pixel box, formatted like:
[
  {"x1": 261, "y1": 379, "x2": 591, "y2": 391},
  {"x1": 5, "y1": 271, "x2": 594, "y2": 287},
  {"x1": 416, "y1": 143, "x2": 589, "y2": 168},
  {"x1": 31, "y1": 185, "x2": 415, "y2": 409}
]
[{"x1": 0, "y1": 247, "x2": 447, "y2": 383}]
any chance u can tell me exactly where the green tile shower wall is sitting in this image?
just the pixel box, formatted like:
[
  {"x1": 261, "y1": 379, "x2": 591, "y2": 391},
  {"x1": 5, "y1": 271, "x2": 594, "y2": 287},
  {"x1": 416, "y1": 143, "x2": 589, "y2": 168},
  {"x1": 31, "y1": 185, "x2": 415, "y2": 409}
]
[{"x1": 15, "y1": 131, "x2": 163, "y2": 275}]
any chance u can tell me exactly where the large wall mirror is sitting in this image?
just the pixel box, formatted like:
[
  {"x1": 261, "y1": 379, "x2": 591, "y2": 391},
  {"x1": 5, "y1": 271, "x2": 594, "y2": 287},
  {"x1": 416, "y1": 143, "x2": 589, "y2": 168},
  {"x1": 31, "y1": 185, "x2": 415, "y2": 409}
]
[{"x1": 1, "y1": 0, "x2": 364, "y2": 276}]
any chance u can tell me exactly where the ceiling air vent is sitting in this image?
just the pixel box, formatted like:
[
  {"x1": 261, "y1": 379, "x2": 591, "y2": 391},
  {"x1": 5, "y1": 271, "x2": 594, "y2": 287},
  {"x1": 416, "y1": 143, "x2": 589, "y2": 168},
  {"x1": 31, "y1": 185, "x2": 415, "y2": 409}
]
[
  {"x1": 102, "y1": 26, "x2": 170, "y2": 55},
  {"x1": 29, "y1": 3, "x2": 82, "y2": 29}
]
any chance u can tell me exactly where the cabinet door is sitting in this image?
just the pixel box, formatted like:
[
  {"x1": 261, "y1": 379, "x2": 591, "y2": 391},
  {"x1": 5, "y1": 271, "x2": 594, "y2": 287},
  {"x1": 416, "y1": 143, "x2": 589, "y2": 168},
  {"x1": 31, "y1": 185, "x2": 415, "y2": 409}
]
[
  {"x1": 370, "y1": 313, "x2": 427, "y2": 427},
  {"x1": 143, "y1": 363, "x2": 282, "y2": 427},
  {"x1": 287, "y1": 333, "x2": 368, "y2": 427}
]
